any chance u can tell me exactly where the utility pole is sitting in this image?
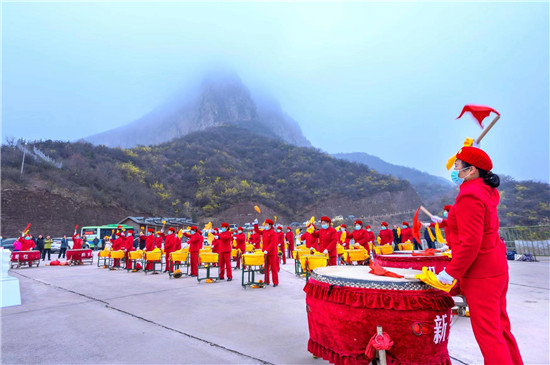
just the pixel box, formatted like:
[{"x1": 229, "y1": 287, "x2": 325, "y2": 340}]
[{"x1": 20, "y1": 150, "x2": 26, "y2": 176}]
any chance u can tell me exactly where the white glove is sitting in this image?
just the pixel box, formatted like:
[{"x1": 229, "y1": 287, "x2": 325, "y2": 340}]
[
  {"x1": 323, "y1": 249, "x2": 328, "y2": 254},
  {"x1": 473, "y1": 140, "x2": 480, "y2": 148},
  {"x1": 422, "y1": 222, "x2": 431, "y2": 228},
  {"x1": 183, "y1": 243, "x2": 189, "y2": 249},
  {"x1": 160, "y1": 229, "x2": 164, "y2": 233},
  {"x1": 354, "y1": 243, "x2": 360, "y2": 247},
  {"x1": 437, "y1": 270, "x2": 454, "y2": 285},
  {"x1": 263, "y1": 250, "x2": 268, "y2": 255},
  {"x1": 253, "y1": 218, "x2": 258, "y2": 225},
  {"x1": 214, "y1": 235, "x2": 219, "y2": 240},
  {"x1": 439, "y1": 245, "x2": 449, "y2": 252},
  {"x1": 431, "y1": 215, "x2": 443, "y2": 224}
]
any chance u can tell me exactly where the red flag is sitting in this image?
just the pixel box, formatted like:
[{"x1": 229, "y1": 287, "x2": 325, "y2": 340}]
[
  {"x1": 412, "y1": 208, "x2": 422, "y2": 243},
  {"x1": 456, "y1": 105, "x2": 500, "y2": 128},
  {"x1": 368, "y1": 262, "x2": 404, "y2": 278}
]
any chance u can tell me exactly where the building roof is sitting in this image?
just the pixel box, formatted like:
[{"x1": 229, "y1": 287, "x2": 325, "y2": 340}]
[{"x1": 118, "y1": 216, "x2": 196, "y2": 226}]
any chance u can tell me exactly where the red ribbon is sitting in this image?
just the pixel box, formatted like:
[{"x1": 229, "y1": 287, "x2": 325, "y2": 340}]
[{"x1": 365, "y1": 331, "x2": 394, "y2": 360}]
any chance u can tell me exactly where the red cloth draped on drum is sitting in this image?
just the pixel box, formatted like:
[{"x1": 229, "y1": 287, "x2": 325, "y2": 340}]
[
  {"x1": 304, "y1": 270, "x2": 454, "y2": 365},
  {"x1": 375, "y1": 254, "x2": 450, "y2": 274}
]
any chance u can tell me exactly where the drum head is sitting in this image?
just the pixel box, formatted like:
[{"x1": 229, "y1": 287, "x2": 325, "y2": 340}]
[{"x1": 312, "y1": 266, "x2": 428, "y2": 290}]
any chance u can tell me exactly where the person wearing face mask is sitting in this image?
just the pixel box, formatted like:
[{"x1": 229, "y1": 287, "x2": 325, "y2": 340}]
[
  {"x1": 217, "y1": 223, "x2": 233, "y2": 281},
  {"x1": 110, "y1": 231, "x2": 123, "y2": 268},
  {"x1": 400, "y1": 222, "x2": 412, "y2": 243},
  {"x1": 276, "y1": 226, "x2": 286, "y2": 265},
  {"x1": 347, "y1": 220, "x2": 369, "y2": 250},
  {"x1": 285, "y1": 227, "x2": 295, "y2": 259},
  {"x1": 311, "y1": 217, "x2": 338, "y2": 265},
  {"x1": 377, "y1": 222, "x2": 394, "y2": 246},
  {"x1": 71, "y1": 230, "x2": 85, "y2": 264},
  {"x1": 253, "y1": 219, "x2": 279, "y2": 286},
  {"x1": 436, "y1": 146, "x2": 523, "y2": 365},
  {"x1": 300, "y1": 228, "x2": 318, "y2": 251},
  {"x1": 154, "y1": 231, "x2": 164, "y2": 249},
  {"x1": 426, "y1": 205, "x2": 453, "y2": 251},
  {"x1": 337, "y1": 224, "x2": 350, "y2": 248},
  {"x1": 249, "y1": 229, "x2": 262, "y2": 249},
  {"x1": 19, "y1": 233, "x2": 36, "y2": 251},
  {"x1": 234, "y1": 227, "x2": 246, "y2": 270},
  {"x1": 144, "y1": 228, "x2": 157, "y2": 271},
  {"x1": 123, "y1": 230, "x2": 136, "y2": 269},
  {"x1": 163, "y1": 227, "x2": 179, "y2": 273},
  {"x1": 364, "y1": 225, "x2": 375, "y2": 245},
  {"x1": 183, "y1": 226, "x2": 203, "y2": 277}
]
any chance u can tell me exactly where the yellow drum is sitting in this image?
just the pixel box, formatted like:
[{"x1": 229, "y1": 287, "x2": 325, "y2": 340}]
[
  {"x1": 243, "y1": 253, "x2": 265, "y2": 266},
  {"x1": 231, "y1": 249, "x2": 239, "y2": 258},
  {"x1": 146, "y1": 251, "x2": 162, "y2": 261},
  {"x1": 98, "y1": 250, "x2": 110, "y2": 258},
  {"x1": 399, "y1": 243, "x2": 414, "y2": 251},
  {"x1": 110, "y1": 250, "x2": 125, "y2": 259},
  {"x1": 200, "y1": 252, "x2": 219, "y2": 264},
  {"x1": 200, "y1": 247, "x2": 212, "y2": 254},
  {"x1": 171, "y1": 252, "x2": 189, "y2": 262},
  {"x1": 374, "y1": 245, "x2": 394, "y2": 255},
  {"x1": 300, "y1": 254, "x2": 328, "y2": 271},
  {"x1": 246, "y1": 244, "x2": 254, "y2": 252},
  {"x1": 336, "y1": 244, "x2": 345, "y2": 255},
  {"x1": 128, "y1": 251, "x2": 143, "y2": 260},
  {"x1": 344, "y1": 249, "x2": 368, "y2": 262}
]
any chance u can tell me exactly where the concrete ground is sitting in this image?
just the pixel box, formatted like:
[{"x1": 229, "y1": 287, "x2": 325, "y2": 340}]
[{"x1": 1, "y1": 256, "x2": 548, "y2": 365}]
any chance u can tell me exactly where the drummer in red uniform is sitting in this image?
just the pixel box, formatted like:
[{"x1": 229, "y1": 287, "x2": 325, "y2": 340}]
[
  {"x1": 285, "y1": 227, "x2": 294, "y2": 259},
  {"x1": 72, "y1": 230, "x2": 84, "y2": 264},
  {"x1": 183, "y1": 226, "x2": 203, "y2": 277},
  {"x1": 144, "y1": 228, "x2": 156, "y2": 271},
  {"x1": 276, "y1": 226, "x2": 286, "y2": 265},
  {"x1": 19, "y1": 233, "x2": 35, "y2": 251},
  {"x1": 337, "y1": 224, "x2": 351, "y2": 248},
  {"x1": 123, "y1": 230, "x2": 135, "y2": 269},
  {"x1": 364, "y1": 225, "x2": 375, "y2": 247},
  {"x1": 436, "y1": 147, "x2": 523, "y2": 364},
  {"x1": 249, "y1": 229, "x2": 261, "y2": 249},
  {"x1": 400, "y1": 222, "x2": 413, "y2": 243},
  {"x1": 426, "y1": 205, "x2": 453, "y2": 251},
  {"x1": 301, "y1": 229, "x2": 317, "y2": 251},
  {"x1": 377, "y1": 222, "x2": 394, "y2": 246},
  {"x1": 218, "y1": 223, "x2": 233, "y2": 281},
  {"x1": 311, "y1": 216, "x2": 337, "y2": 266},
  {"x1": 234, "y1": 227, "x2": 246, "y2": 270},
  {"x1": 348, "y1": 220, "x2": 369, "y2": 250},
  {"x1": 254, "y1": 218, "x2": 279, "y2": 286}
]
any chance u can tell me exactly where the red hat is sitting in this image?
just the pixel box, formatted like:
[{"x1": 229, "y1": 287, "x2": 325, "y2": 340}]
[
  {"x1": 127, "y1": 230, "x2": 134, "y2": 234},
  {"x1": 221, "y1": 222, "x2": 229, "y2": 228},
  {"x1": 381, "y1": 222, "x2": 388, "y2": 227},
  {"x1": 213, "y1": 228, "x2": 219, "y2": 233},
  {"x1": 354, "y1": 220, "x2": 363, "y2": 226},
  {"x1": 340, "y1": 224, "x2": 347, "y2": 229},
  {"x1": 444, "y1": 205, "x2": 452, "y2": 211},
  {"x1": 402, "y1": 222, "x2": 409, "y2": 226},
  {"x1": 117, "y1": 225, "x2": 122, "y2": 229},
  {"x1": 147, "y1": 228, "x2": 154, "y2": 233},
  {"x1": 190, "y1": 226, "x2": 198, "y2": 231},
  {"x1": 168, "y1": 227, "x2": 176, "y2": 232},
  {"x1": 264, "y1": 219, "x2": 274, "y2": 225},
  {"x1": 320, "y1": 216, "x2": 331, "y2": 223},
  {"x1": 238, "y1": 227, "x2": 243, "y2": 231},
  {"x1": 365, "y1": 225, "x2": 371, "y2": 229},
  {"x1": 115, "y1": 232, "x2": 121, "y2": 236},
  {"x1": 456, "y1": 146, "x2": 493, "y2": 171}
]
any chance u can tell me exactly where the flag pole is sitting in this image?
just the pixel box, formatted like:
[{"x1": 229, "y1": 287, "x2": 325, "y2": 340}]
[{"x1": 476, "y1": 115, "x2": 500, "y2": 144}]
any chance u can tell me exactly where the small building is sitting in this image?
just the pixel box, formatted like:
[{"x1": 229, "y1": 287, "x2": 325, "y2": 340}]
[{"x1": 117, "y1": 216, "x2": 197, "y2": 234}]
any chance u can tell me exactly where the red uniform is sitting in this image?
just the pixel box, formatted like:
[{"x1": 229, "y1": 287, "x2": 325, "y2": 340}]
[
  {"x1": 311, "y1": 227, "x2": 337, "y2": 265},
  {"x1": 234, "y1": 232, "x2": 246, "y2": 269},
  {"x1": 300, "y1": 231, "x2": 317, "y2": 250},
  {"x1": 400, "y1": 227, "x2": 413, "y2": 243},
  {"x1": 445, "y1": 178, "x2": 522, "y2": 364},
  {"x1": 276, "y1": 230, "x2": 285, "y2": 264},
  {"x1": 217, "y1": 231, "x2": 233, "y2": 280},
  {"x1": 249, "y1": 232, "x2": 261, "y2": 249},
  {"x1": 72, "y1": 234, "x2": 84, "y2": 263},
  {"x1": 337, "y1": 230, "x2": 350, "y2": 248},
  {"x1": 184, "y1": 232, "x2": 203, "y2": 276},
  {"x1": 378, "y1": 229, "x2": 394, "y2": 246},
  {"x1": 285, "y1": 230, "x2": 294, "y2": 258},
  {"x1": 144, "y1": 234, "x2": 156, "y2": 270},
  {"x1": 254, "y1": 225, "x2": 278, "y2": 285},
  {"x1": 154, "y1": 235, "x2": 163, "y2": 249},
  {"x1": 20, "y1": 237, "x2": 35, "y2": 251},
  {"x1": 348, "y1": 229, "x2": 369, "y2": 249},
  {"x1": 124, "y1": 235, "x2": 135, "y2": 269},
  {"x1": 365, "y1": 230, "x2": 375, "y2": 244},
  {"x1": 163, "y1": 232, "x2": 179, "y2": 272}
]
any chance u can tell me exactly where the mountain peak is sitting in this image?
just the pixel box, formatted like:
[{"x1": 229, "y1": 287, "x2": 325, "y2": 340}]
[{"x1": 83, "y1": 72, "x2": 311, "y2": 148}]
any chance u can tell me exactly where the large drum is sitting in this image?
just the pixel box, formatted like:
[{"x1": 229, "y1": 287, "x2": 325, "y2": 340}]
[
  {"x1": 304, "y1": 266, "x2": 454, "y2": 365},
  {"x1": 375, "y1": 253, "x2": 450, "y2": 274}
]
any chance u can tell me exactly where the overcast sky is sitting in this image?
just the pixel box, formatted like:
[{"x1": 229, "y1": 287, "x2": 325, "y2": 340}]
[{"x1": 2, "y1": 2, "x2": 549, "y2": 183}]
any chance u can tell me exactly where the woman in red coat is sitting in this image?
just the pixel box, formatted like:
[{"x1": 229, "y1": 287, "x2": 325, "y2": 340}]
[
  {"x1": 218, "y1": 223, "x2": 233, "y2": 281},
  {"x1": 183, "y1": 226, "x2": 203, "y2": 277},
  {"x1": 347, "y1": 220, "x2": 368, "y2": 249},
  {"x1": 234, "y1": 227, "x2": 246, "y2": 269},
  {"x1": 254, "y1": 219, "x2": 279, "y2": 286},
  {"x1": 378, "y1": 222, "x2": 394, "y2": 246},
  {"x1": 311, "y1": 216, "x2": 337, "y2": 266},
  {"x1": 285, "y1": 227, "x2": 294, "y2": 259},
  {"x1": 276, "y1": 226, "x2": 286, "y2": 265},
  {"x1": 437, "y1": 147, "x2": 523, "y2": 365}
]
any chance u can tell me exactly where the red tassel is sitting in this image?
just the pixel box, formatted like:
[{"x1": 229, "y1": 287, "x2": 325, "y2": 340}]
[{"x1": 365, "y1": 332, "x2": 394, "y2": 362}]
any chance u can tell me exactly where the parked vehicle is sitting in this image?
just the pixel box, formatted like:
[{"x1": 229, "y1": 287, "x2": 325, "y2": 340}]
[
  {"x1": 1, "y1": 238, "x2": 18, "y2": 251},
  {"x1": 50, "y1": 238, "x2": 73, "y2": 253}
]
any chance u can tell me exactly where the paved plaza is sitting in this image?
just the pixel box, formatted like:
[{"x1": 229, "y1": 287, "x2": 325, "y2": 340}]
[{"x1": 2, "y1": 257, "x2": 548, "y2": 364}]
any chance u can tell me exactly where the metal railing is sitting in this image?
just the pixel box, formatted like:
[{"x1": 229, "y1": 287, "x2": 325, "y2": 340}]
[{"x1": 499, "y1": 225, "x2": 550, "y2": 260}]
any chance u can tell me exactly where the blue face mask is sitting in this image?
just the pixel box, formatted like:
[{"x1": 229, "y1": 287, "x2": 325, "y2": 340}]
[
  {"x1": 25, "y1": 237, "x2": 31, "y2": 240},
  {"x1": 403, "y1": 225, "x2": 408, "y2": 229},
  {"x1": 321, "y1": 224, "x2": 329, "y2": 229},
  {"x1": 221, "y1": 228, "x2": 227, "y2": 232},
  {"x1": 355, "y1": 225, "x2": 361, "y2": 230},
  {"x1": 381, "y1": 226, "x2": 387, "y2": 230},
  {"x1": 451, "y1": 167, "x2": 471, "y2": 185},
  {"x1": 443, "y1": 211, "x2": 449, "y2": 218},
  {"x1": 263, "y1": 225, "x2": 270, "y2": 230}
]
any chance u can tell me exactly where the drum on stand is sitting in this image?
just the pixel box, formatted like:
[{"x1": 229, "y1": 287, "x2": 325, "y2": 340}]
[
  {"x1": 304, "y1": 266, "x2": 454, "y2": 365},
  {"x1": 375, "y1": 253, "x2": 450, "y2": 274}
]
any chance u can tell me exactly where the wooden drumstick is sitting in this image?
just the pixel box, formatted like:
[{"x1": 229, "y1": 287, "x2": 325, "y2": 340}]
[
  {"x1": 476, "y1": 115, "x2": 500, "y2": 144},
  {"x1": 377, "y1": 326, "x2": 387, "y2": 365},
  {"x1": 420, "y1": 206, "x2": 433, "y2": 219}
]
